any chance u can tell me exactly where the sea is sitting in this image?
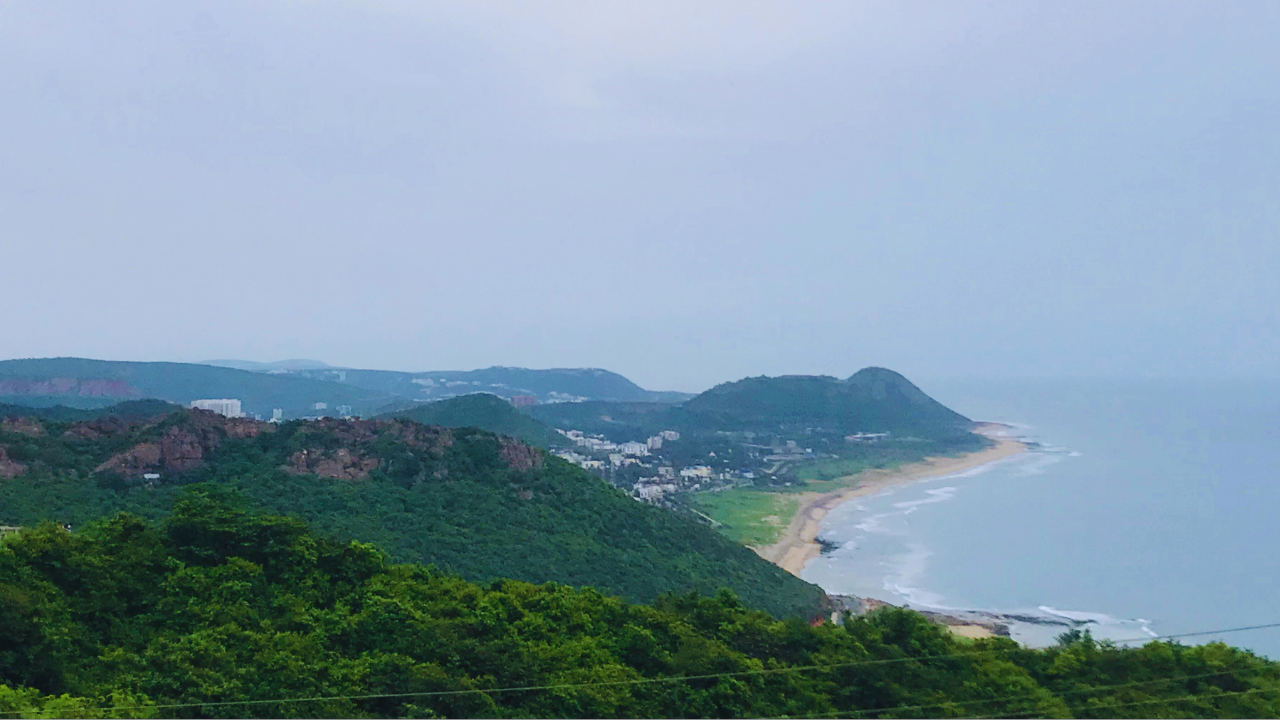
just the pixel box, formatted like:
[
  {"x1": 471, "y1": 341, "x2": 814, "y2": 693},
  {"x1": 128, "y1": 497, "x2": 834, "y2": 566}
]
[{"x1": 801, "y1": 377, "x2": 1280, "y2": 658}]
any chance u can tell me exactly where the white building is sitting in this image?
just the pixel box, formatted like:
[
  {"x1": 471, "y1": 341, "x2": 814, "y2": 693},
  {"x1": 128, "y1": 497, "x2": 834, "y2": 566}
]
[
  {"x1": 608, "y1": 453, "x2": 624, "y2": 467},
  {"x1": 659, "y1": 430, "x2": 680, "y2": 441},
  {"x1": 646, "y1": 435, "x2": 663, "y2": 450},
  {"x1": 189, "y1": 399, "x2": 243, "y2": 418},
  {"x1": 680, "y1": 466, "x2": 714, "y2": 482},
  {"x1": 314, "y1": 402, "x2": 328, "y2": 411},
  {"x1": 271, "y1": 408, "x2": 284, "y2": 422},
  {"x1": 620, "y1": 441, "x2": 649, "y2": 456}
]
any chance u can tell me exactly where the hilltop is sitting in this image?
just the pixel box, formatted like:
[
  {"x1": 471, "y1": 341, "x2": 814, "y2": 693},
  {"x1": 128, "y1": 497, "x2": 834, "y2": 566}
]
[
  {"x1": 0, "y1": 406, "x2": 822, "y2": 618},
  {"x1": 377, "y1": 393, "x2": 564, "y2": 448},
  {"x1": 683, "y1": 367, "x2": 972, "y2": 434}
]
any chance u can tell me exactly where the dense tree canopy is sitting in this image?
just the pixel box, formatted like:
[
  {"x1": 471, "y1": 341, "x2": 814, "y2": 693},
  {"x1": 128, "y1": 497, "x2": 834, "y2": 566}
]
[{"x1": 1, "y1": 493, "x2": 1277, "y2": 719}]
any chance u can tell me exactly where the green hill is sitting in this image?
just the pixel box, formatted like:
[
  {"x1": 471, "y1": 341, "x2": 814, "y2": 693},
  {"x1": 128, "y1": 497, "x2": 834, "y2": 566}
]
[
  {"x1": 530, "y1": 367, "x2": 972, "y2": 440},
  {"x1": 0, "y1": 358, "x2": 394, "y2": 419},
  {"x1": 2, "y1": 497, "x2": 1277, "y2": 718},
  {"x1": 378, "y1": 393, "x2": 564, "y2": 448},
  {"x1": 0, "y1": 408, "x2": 822, "y2": 618},
  {"x1": 682, "y1": 367, "x2": 972, "y2": 435}
]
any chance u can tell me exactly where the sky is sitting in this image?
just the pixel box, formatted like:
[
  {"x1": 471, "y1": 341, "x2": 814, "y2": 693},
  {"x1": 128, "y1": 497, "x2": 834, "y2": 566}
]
[{"x1": 2, "y1": 1, "x2": 1277, "y2": 392}]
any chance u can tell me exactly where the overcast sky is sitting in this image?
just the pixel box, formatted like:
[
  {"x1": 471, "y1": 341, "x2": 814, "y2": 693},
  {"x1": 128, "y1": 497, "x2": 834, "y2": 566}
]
[{"x1": 3, "y1": 1, "x2": 1277, "y2": 392}]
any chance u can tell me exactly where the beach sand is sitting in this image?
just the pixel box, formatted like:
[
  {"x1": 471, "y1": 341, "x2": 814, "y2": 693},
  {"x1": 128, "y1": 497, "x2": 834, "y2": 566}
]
[{"x1": 754, "y1": 424, "x2": 1026, "y2": 577}]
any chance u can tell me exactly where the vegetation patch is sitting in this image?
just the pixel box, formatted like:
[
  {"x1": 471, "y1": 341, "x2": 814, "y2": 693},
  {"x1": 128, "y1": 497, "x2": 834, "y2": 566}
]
[{"x1": 691, "y1": 489, "x2": 801, "y2": 546}]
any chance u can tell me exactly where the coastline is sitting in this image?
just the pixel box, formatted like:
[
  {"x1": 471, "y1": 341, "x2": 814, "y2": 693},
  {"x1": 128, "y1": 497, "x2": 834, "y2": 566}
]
[{"x1": 754, "y1": 423, "x2": 1027, "y2": 578}]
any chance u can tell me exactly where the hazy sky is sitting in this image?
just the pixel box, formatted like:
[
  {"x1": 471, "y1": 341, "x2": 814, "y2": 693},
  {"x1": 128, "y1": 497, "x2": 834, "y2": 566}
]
[{"x1": 3, "y1": 1, "x2": 1277, "y2": 391}]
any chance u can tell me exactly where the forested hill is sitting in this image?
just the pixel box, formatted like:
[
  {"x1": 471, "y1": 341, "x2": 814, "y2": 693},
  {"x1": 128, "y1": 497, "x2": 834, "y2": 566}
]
[
  {"x1": 530, "y1": 366, "x2": 973, "y2": 439},
  {"x1": 0, "y1": 407, "x2": 822, "y2": 618},
  {"x1": 683, "y1": 367, "x2": 972, "y2": 434},
  {"x1": 2, "y1": 498, "x2": 1277, "y2": 718},
  {"x1": 377, "y1": 393, "x2": 563, "y2": 448}
]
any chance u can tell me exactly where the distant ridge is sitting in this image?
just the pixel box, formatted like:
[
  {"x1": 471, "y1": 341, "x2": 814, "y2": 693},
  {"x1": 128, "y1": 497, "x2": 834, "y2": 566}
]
[
  {"x1": 205, "y1": 362, "x2": 694, "y2": 405},
  {"x1": 201, "y1": 359, "x2": 332, "y2": 372},
  {"x1": 378, "y1": 393, "x2": 563, "y2": 448}
]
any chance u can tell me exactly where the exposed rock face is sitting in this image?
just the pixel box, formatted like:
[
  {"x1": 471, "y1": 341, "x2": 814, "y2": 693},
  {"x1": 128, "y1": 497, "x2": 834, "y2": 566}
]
[
  {"x1": 64, "y1": 416, "x2": 136, "y2": 441},
  {"x1": 499, "y1": 437, "x2": 542, "y2": 472},
  {"x1": 1, "y1": 418, "x2": 45, "y2": 437},
  {"x1": 0, "y1": 446, "x2": 26, "y2": 478},
  {"x1": 386, "y1": 421, "x2": 453, "y2": 454},
  {"x1": 285, "y1": 447, "x2": 380, "y2": 480},
  {"x1": 94, "y1": 409, "x2": 270, "y2": 477}
]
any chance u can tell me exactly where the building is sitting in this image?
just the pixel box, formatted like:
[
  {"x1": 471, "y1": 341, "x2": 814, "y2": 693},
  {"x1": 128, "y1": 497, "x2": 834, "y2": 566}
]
[
  {"x1": 646, "y1": 435, "x2": 663, "y2": 450},
  {"x1": 314, "y1": 402, "x2": 328, "y2": 411},
  {"x1": 189, "y1": 399, "x2": 243, "y2": 418},
  {"x1": 509, "y1": 395, "x2": 538, "y2": 408},
  {"x1": 608, "y1": 453, "x2": 624, "y2": 467},
  {"x1": 660, "y1": 430, "x2": 680, "y2": 441},
  {"x1": 679, "y1": 466, "x2": 714, "y2": 482},
  {"x1": 657, "y1": 466, "x2": 675, "y2": 479},
  {"x1": 620, "y1": 441, "x2": 649, "y2": 456},
  {"x1": 271, "y1": 408, "x2": 284, "y2": 422}
]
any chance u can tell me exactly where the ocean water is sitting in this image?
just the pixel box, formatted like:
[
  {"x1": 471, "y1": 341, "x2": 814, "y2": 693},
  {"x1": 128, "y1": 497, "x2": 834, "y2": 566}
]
[{"x1": 802, "y1": 378, "x2": 1280, "y2": 658}]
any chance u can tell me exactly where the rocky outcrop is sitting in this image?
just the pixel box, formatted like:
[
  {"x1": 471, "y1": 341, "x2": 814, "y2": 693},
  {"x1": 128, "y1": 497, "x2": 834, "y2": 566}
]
[
  {"x1": 499, "y1": 437, "x2": 542, "y2": 472},
  {"x1": 387, "y1": 421, "x2": 453, "y2": 454},
  {"x1": 1, "y1": 418, "x2": 45, "y2": 437},
  {"x1": 0, "y1": 446, "x2": 26, "y2": 478},
  {"x1": 284, "y1": 447, "x2": 380, "y2": 480},
  {"x1": 93, "y1": 409, "x2": 270, "y2": 477},
  {"x1": 64, "y1": 416, "x2": 136, "y2": 441}
]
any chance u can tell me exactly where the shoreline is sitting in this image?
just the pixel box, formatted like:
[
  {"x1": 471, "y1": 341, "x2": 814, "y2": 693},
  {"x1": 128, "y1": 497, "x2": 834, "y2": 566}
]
[{"x1": 754, "y1": 423, "x2": 1027, "y2": 579}]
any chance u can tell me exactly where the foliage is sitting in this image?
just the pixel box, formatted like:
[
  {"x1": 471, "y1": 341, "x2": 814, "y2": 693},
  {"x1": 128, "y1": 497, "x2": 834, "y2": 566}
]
[
  {"x1": 0, "y1": 411, "x2": 824, "y2": 619},
  {"x1": 2, "y1": 501, "x2": 1278, "y2": 719}
]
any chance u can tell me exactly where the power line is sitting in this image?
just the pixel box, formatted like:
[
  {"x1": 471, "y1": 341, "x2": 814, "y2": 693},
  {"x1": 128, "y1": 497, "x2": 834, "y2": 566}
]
[{"x1": 4, "y1": 620, "x2": 1278, "y2": 716}]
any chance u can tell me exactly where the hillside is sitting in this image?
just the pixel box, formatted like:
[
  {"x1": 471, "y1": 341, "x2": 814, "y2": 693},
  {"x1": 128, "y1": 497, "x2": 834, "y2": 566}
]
[
  {"x1": 2, "y1": 500, "x2": 1278, "y2": 718},
  {"x1": 0, "y1": 358, "x2": 394, "y2": 419},
  {"x1": 0, "y1": 408, "x2": 822, "y2": 618},
  {"x1": 378, "y1": 393, "x2": 564, "y2": 448}
]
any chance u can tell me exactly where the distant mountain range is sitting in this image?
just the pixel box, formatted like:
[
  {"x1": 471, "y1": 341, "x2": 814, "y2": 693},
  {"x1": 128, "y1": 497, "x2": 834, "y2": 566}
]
[
  {"x1": 0, "y1": 358, "x2": 691, "y2": 420},
  {"x1": 259, "y1": 365, "x2": 695, "y2": 405}
]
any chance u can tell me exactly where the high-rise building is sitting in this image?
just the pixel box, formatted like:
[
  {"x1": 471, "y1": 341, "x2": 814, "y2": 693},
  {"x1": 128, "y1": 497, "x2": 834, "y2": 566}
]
[
  {"x1": 189, "y1": 399, "x2": 243, "y2": 418},
  {"x1": 271, "y1": 408, "x2": 284, "y2": 422}
]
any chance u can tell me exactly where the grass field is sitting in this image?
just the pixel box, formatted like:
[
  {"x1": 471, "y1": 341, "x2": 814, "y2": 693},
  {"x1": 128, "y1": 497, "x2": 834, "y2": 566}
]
[{"x1": 689, "y1": 490, "x2": 801, "y2": 547}]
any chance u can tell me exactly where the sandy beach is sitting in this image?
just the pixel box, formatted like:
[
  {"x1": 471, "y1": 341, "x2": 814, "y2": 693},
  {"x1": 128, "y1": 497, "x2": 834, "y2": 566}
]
[{"x1": 755, "y1": 424, "x2": 1027, "y2": 578}]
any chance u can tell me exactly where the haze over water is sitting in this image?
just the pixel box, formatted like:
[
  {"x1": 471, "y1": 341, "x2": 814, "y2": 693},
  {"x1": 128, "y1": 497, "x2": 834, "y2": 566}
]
[{"x1": 803, "y1": 378, "x2": 1280, "y2": 658}]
